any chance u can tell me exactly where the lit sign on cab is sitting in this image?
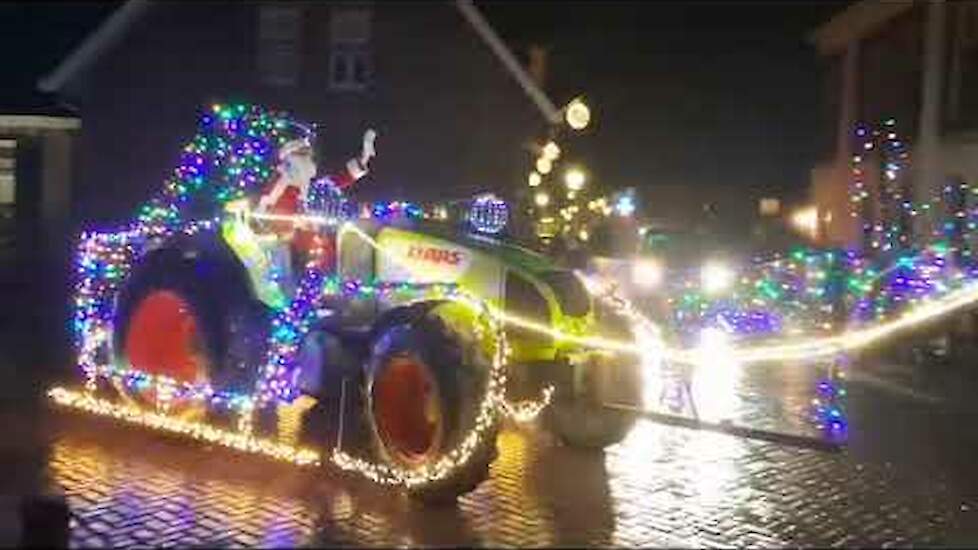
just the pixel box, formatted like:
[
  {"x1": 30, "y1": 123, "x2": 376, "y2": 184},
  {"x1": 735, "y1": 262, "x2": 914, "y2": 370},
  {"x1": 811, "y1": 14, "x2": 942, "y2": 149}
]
[
  {"x1": 405, "y1": 245, "x2": 466, "y2": 266},
  {"x1": 377, "y1": 230, "x2": 472, "y2": 283}
]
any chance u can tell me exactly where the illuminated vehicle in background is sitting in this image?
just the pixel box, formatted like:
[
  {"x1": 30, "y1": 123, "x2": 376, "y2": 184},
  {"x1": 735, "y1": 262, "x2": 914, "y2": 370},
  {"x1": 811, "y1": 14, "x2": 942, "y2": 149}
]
[
  {"x1": 586, "y1": 223, "x2": 766, "y2": 347},
  {"x1": 591, "y1": 225, "x2": 740, "y2": 302},
  {"x1": 65, "y1": 104, "x2": 640, "y2": 503}
]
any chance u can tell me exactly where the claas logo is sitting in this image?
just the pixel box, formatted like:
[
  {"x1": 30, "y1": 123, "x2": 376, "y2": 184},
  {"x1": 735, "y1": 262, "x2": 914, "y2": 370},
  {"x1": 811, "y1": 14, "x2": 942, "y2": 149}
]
[{"x1": 406, "y1": 245, "x2": 465, "y2": 266}]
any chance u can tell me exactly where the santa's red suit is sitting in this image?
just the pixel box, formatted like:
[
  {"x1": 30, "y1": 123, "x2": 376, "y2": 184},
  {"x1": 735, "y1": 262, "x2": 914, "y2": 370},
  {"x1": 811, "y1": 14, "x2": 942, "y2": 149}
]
[{"x1": 258, "y1": 132, "x2": 373, "y2": 273}]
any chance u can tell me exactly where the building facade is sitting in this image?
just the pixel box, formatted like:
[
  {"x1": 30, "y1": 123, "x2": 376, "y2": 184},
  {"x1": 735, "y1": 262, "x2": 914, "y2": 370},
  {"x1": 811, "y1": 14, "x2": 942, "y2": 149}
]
[
  {"x1": 40, "y1": 0, "x2": 543, "y2": 227},
  {"x1": 0, "y1": 115, "x2": 78, "y2": 263},
  {"x1": 810, "y1": 0, "x2": 978, "y2": 247}
]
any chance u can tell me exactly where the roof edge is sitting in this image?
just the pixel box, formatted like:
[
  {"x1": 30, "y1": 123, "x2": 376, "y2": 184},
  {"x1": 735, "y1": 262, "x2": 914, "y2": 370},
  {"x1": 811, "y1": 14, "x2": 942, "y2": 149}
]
[
  {"x1": 37, "y1": 0, "x2": 152, "y2": 94},
  {"x1": 809, "y1": 0, "x2": 915, "y2": 56},
  {"x1": 0, "y1": 115, "x2": 81, "y2": 131}
]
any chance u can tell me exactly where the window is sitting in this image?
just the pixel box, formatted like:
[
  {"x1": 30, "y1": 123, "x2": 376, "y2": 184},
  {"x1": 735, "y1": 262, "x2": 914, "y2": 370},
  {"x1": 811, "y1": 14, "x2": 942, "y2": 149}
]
[
  {"x1": 328, "y1": 7, "x2": 372, "y2": 91},
  {"x1": 758, "y1": 197, "x2": 781, "y2": 216},
  {"x1": 0, "y1": 139, "x2": 15, "y2": 254},
  {"x1": 257, "y1": 4, "x2": 301, "y2": 86},
  {"x1": 540, "y1": 270, "x2": 590, "y2": 317},
  {"x1": 504, "y1": 271, "x2": 552, "y2": 348}
]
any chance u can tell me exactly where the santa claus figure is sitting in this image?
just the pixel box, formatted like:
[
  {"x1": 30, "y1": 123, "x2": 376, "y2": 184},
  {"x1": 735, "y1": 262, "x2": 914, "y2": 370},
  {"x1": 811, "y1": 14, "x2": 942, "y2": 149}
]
[{"x1": 256, "y1": 128, "x2": 377, "y2": 276}]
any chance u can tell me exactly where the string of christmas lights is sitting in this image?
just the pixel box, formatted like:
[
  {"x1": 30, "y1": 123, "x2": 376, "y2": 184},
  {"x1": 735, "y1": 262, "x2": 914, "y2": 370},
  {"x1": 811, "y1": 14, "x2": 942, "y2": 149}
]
[{"x1": 48, "y1": 387, "x2": 322, "y2": 466}]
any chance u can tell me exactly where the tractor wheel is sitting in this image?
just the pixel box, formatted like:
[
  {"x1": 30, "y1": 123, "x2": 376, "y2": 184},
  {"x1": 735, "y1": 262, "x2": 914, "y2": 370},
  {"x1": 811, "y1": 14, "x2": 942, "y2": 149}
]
[
  {"x1": 112, "y1": 249, "x2": 268, "y2": 417},
  {"x1": 544, "y1": 355, "x2": 641, "y2": 449},
  {"x1": 545, "y1": 303, "x2": 641, "y2": 450},
  {"x1": 363, "y1": 302, "x2": 498, "y2": 503}
]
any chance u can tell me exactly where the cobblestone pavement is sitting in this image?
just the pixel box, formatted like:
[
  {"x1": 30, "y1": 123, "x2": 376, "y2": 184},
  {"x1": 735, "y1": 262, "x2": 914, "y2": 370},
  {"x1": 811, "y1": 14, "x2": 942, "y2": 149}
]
[{"x1": 5, "y1": 354, "x2": 973, "y2": 548}]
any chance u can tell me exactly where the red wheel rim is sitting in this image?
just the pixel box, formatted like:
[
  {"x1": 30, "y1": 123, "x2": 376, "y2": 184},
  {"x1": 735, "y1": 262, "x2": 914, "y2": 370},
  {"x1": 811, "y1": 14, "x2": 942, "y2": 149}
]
[
  {"x1": 372, "y1": 354, "x2": 443, "y2": 464},
  {"x1": 124, "y1": 290, "x2": 205, "y2": 384}
]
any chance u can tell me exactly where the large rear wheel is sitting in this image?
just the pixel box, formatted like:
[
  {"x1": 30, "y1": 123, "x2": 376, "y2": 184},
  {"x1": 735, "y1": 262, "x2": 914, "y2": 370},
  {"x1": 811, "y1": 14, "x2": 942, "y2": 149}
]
[
  {"x1": 117, "y1": 289, "x2": 210, "y2": 417},
  {"x1": 112, "y1": 247, "x2": 268, "y2": 417},
  {"x1": 364, "y1": 302, "x2": 498, "y2": 503}
]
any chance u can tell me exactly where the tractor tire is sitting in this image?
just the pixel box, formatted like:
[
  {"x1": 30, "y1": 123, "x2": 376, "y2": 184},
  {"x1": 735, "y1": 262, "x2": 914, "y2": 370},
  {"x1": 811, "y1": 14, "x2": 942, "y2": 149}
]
[
  {"x1": 112, "y1": 247, "x2": 268, "y2": 413},
  {"x1": 544, "y1": 355, "x2": 641, "y2": 450},
  {"x1": 545, "y1": 302, "x2": 641, "y2": 450},
  {"x1": 363, "y1": 303, "x2": 498, "y2": 503}
]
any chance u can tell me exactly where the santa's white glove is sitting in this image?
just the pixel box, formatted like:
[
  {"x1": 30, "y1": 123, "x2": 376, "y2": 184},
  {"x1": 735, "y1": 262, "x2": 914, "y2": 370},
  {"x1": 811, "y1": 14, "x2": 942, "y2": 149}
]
[{"x1": 361, "y1": 129, "x2": 377, "y2": 167}]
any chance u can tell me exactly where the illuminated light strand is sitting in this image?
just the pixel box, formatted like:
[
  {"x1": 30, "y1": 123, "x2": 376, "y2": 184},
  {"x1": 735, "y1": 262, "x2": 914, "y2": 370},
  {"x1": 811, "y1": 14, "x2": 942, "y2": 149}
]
[
  {"x1": 498, "y1": 385, "x2": 555, "y2": 423},
  {"x1": 704, "y1": 280, "x2": 978, "y2": 364},
  {"x1": 329, "y1": 291, "x2": 510, "y2": 488},
  {"x1": 573, "y1": 270, "x2": 978, "y2": 366},
  {"x1": 811, "y1": 358, "x2": 848, "y2": 437},
  {"x1": 48, "y1": 387, "x2": 321, "y2": 466},
  {"x1": 248, "y1": 211, "x2": 344, "y2": 227}
]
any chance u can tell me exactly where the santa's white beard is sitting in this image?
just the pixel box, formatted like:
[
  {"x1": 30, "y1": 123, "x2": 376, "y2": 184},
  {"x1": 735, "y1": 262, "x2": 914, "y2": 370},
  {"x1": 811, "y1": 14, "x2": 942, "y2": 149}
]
[{"x1": 281, "y1": 155, "x2": 317, "y2": 191}]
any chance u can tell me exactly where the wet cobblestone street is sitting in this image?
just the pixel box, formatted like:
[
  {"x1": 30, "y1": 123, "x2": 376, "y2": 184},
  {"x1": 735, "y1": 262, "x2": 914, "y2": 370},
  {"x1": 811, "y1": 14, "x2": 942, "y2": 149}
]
[{"x1": 6, "y1": 355, "x2": 976, "y2": 548}]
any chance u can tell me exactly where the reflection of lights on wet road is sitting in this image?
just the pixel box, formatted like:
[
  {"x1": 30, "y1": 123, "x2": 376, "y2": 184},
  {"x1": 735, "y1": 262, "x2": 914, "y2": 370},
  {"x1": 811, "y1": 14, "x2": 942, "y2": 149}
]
[
  {"x1": 691, "y1": 327, "x2": 741, "y2": 423},
  {"x1": 685, "y1": 430, "x2": 742, "y2": 507},
  {"x1": 632, "y1": 320, "x2": 666, "y2": 410},
  {"x1": 486, "y1": 431, "x2": 555, "y2": 545},
  {"x1": 606, "y1": 420, "x2": 751, "y2": 547},
  {"x1": 47, "y1": 435, "x2": 318, "y2": 547}
]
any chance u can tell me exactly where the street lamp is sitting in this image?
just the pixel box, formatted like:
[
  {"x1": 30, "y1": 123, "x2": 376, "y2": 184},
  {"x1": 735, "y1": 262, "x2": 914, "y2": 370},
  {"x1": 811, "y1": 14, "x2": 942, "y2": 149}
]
[
  {"x1": 564, "y1": 167, "x2": 586, "y2": 191},
  {"x1": 565, "y1": 98, "x2": 590, "y2": 130},
  {"x1": 534, "y1": 191, "x2": 550, "y2": 207},
  {"x1": 535, "y1": 156, "x2": 553, "y2": 175},
  {"x1": 542, "y1": 141, "x2": 561, "y2": 161}
]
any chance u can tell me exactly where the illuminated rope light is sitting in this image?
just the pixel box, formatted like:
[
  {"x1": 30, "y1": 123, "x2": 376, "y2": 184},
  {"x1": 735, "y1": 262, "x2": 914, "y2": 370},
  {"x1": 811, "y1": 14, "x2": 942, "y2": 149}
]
[
  {"x1": 709, "y1": 279, "x2": 978, "y2": 364},
  {"x1": 48, "y1": 387, "x2": 321, "y2": 466},
  {"x1": 248, "y1": 211, "x2": 343, "y2": 226},
  {"x1": 329, "y1": 290, "x2": 508, "y2": 487},
  {"x1": 498, "y1": 385, "x2": 555, "y2": 423}
]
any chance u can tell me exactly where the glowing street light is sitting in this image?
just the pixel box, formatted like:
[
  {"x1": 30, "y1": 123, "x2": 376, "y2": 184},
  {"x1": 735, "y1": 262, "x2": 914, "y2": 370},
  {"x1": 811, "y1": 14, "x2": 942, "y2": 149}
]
[
  {"x1": 631, "y1": 259, "x2": 663, "y2": 289},
  {"x1": 564, "y1": 167, "x2": 586, "y2": 191},
  {"x1": 528, "y1": 171, "x2": 542, "y2": 187},
  {"x1": 542, "y1": 141, "x2": 561, "y2": 161},
  {"x1": 534, "y1": 191, "x2": 550, "y2": 207},
  {"x1": 536, "y1": 156, "x2": 553, "y2": 175},
  {"x1": 700, "y1": 261, "x2": 734, "y2": 294},
  {"x1": 790, "y1": 205, "x2": 819, "y2": 241},
  {"x1": 614, "y1": 194, "x2": 636, "y2": 217},
  {"x1": 565, "y1": 98, "x2": 590, "y2": 130}
]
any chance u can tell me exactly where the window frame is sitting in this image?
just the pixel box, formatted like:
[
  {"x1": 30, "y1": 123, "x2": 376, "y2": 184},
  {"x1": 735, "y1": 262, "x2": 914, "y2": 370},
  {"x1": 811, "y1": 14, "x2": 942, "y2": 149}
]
[
  {"x1": 257, "y1": 4, "x2": 302, "y2": 87},
  {"x1": 327, "y1": 6, "x2": 373, "y2": 92}
]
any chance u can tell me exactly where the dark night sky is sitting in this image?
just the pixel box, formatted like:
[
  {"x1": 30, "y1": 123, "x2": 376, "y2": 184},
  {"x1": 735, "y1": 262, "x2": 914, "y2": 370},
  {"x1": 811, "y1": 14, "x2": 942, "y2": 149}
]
[
  {"x1": 2, "y1": 0, "x2": 848, "y2": 201},
  {"x1": 0, "y1": 1, "x2": 122, "y2": 110},
  {"x1": 481, "y1": 0, "x2": 850, "y2": 204}
]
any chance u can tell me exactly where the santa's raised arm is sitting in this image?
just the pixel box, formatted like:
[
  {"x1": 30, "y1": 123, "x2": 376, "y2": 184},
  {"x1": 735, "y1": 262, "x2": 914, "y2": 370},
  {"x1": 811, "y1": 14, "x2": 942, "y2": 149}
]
[
  {"x1": 322, "y1": 128, "x2": 377, "y2": 192},
  {"x1": 255, "y1": 128, "x2": 377, "y2": 226}
]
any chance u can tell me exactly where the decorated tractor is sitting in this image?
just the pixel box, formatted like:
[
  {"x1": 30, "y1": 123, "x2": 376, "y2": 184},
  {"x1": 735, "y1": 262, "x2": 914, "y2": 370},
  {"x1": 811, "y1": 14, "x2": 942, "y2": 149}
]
[{"x1": 63, "y1": 104, "x2": 642, "y2": 502}]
